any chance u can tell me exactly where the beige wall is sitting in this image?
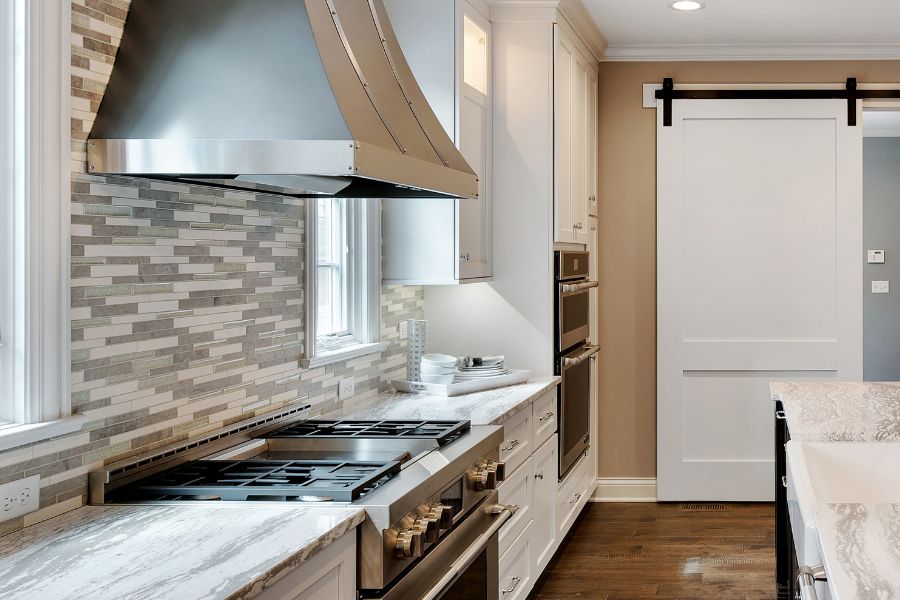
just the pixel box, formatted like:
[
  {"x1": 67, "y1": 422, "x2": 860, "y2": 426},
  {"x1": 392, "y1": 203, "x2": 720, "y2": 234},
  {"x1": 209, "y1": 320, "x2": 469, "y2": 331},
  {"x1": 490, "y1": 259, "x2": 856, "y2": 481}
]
[{"x1": 595, "y1": 60, "x2": 900, "y2": 479}]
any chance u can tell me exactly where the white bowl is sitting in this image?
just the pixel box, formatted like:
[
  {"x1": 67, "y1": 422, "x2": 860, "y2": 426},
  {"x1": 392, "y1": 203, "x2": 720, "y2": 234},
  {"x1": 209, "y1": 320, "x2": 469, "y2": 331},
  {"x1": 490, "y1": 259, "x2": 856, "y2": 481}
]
[
  {"x1": 420, "y1": 363, "x2": 455, "y2": 376},
  {"x1": 421, "y1": 354, "x2": 457, "y2": 368}
]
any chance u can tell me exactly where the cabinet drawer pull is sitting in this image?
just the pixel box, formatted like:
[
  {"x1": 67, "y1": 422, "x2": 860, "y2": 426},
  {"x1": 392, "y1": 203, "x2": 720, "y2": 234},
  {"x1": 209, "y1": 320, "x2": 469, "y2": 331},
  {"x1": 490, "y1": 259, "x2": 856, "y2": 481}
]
[
  {"x1": 569, "y1": 492, "x2": 582, "y2": 505},
  {"x1": 459, "y1": 253, "x2": 471, "y2": 262},
  {"x1": 782, "y1": 476, "x2": 787, "y2": 489},
  {"x1": 500, "y1": 439, "x2": 520, "y2": 452},
  {"x1": 535, "y1": 471, "x2": 544, "y2": 480},
  {"x1": 502, "y1": 576, "x2": 521, "y2": 595},
  {"x1": 538, "y1": 411, "x2": 554, "y2": 422}
]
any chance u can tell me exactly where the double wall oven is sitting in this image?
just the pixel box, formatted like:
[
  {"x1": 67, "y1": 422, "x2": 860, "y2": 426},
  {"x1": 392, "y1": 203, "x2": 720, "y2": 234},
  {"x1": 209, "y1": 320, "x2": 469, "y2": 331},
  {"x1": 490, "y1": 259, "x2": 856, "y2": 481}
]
[{"x1": 554, "y1": 250, "x2": 599, "y2": 479}]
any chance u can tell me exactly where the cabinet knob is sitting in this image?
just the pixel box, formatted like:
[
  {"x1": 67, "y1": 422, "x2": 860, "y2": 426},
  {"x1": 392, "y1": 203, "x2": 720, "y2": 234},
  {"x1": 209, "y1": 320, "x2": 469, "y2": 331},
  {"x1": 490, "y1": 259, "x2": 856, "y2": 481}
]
[
  {"x1": 574, "y1": 223, "x2": 583, "y2": 230},
  {"x1": 459, "y1": 253, "x2": 471, "y2": 262}
]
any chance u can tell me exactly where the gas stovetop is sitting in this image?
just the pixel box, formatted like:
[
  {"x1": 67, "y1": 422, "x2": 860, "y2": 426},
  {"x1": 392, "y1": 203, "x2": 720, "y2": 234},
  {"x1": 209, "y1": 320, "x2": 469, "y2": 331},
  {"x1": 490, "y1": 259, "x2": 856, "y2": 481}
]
[
  {"x1": 107, "y1": 458, "x2": 402, "y2": 503},
  {"x1": 269, "y1": 419, "x2": 470, "y2": 446}
]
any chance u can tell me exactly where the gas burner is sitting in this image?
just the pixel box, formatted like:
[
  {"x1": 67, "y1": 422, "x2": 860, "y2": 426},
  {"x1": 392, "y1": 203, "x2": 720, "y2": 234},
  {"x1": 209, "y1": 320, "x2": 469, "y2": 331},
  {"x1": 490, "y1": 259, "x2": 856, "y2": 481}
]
[
  {"x1": 109, "y1": 459, "x2": 401, "y2": 503},
  {"x1": 269, "y1": 419, "x2": 470, "y2": 446}
]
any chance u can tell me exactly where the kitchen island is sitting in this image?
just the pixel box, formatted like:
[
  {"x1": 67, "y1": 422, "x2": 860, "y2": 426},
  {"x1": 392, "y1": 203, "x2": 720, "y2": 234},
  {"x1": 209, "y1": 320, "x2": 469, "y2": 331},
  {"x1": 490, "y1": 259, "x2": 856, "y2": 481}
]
[{"x1": 772, "y1": 381, "x2": 900, "y2": 600}]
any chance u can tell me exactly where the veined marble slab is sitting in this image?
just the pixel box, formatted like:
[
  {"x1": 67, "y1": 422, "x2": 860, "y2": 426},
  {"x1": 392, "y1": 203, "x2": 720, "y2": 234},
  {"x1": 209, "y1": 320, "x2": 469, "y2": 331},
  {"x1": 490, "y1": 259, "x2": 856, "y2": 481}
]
[
  {"x1": 339, "y1": 376, "x2": 560, "y2": 426},
  {"x1": 0, "y1": 504, "x2": 365, "y2": 600},
  {"x1": 771, "y1": 382, "x2": 900, "y2": 442},
  {"x1": 816, "y1": 503, "x2": 900, "y2": 600}
]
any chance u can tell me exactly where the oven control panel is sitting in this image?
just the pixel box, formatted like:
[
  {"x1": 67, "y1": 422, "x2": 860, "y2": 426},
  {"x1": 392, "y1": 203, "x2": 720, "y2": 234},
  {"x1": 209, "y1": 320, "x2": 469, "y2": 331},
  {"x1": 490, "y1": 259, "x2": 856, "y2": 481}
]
[{"x1": 386, "y1": 457, "x2": 506, "y2": 561}]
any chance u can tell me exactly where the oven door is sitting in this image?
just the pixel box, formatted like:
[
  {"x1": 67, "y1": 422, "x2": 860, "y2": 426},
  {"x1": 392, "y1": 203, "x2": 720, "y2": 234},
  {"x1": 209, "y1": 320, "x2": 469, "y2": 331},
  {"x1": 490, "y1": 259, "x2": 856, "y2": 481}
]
[
  {"x1": 558, "y1": 344, "x2": 598, "y2": 478},
  {"x1": 375, "y1": 493, "x2": 515, "y2": 600},
  {"x1": 556, "y1": 280, "x2": 597, "y2": 353}
]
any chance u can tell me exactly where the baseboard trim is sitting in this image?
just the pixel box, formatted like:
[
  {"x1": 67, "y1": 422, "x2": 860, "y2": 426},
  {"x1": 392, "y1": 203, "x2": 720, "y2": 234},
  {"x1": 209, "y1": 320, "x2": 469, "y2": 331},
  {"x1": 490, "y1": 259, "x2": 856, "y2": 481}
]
[{"x1": 590, "y1": 477, "x2": 657, "y2": 502}]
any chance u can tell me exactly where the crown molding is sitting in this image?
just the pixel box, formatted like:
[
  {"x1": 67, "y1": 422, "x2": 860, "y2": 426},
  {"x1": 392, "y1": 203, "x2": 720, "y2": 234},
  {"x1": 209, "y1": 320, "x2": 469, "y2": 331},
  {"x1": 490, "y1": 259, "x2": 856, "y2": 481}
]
[
  {"x1": 603, "y1": 43, "x2": 900, "y2": 62},
  {"x1": 489, "y1": 0, "x2": 606, "y2": 61}
]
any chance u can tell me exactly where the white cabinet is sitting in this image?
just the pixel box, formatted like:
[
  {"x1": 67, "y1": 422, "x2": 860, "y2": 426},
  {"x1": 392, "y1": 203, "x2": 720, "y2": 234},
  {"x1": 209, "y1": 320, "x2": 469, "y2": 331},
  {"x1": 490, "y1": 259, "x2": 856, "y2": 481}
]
[
  {"x1": 382, "y1": 0, "x2": 492, "y2": 284},
  {"x1": 498, "y1": 455, "x2": 533, "y2": 556},
  {"x1": 553, "y1": 22, "x2": 598, "y2": 245},
  {"x1": 499, "y1": 521, "x2": 533, "y2": 600},
  {"x1": 556, "y1": 452, "x2": 592, "y2": 538},
  {"x1": 500, "y1": 405, "x2": 533, "y2": 476},
  {"x1": 531, "y1": 435, "x2": 558, "y2": 576},
  {"x1": 255, "y1": 531, "x2": 356, "y2": 600}
]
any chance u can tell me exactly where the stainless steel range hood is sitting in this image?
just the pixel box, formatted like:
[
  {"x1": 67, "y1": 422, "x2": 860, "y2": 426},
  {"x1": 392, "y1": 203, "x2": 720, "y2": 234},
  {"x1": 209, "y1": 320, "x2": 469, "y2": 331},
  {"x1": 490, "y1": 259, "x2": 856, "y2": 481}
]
[{"x1": 87, "y1": 0, "x2": 477, "y2": 199}]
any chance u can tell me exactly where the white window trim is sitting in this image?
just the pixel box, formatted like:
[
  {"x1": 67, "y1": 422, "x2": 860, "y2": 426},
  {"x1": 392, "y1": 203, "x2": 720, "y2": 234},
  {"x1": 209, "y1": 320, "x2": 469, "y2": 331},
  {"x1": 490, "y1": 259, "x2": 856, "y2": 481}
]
[
  {"x1": 301, "y1": 198, "x2": 385, "y2": 369},
  {"x1": 0, "y1": 0, "x2": 75, "y2": 445}
]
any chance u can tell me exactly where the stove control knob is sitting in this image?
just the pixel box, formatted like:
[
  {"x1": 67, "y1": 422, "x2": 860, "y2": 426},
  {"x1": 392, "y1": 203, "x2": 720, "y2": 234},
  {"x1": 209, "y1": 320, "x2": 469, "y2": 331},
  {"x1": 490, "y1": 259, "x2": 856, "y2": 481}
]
[
  {"x1": 428, "y1": 504, "x2": 454, "y2": 530},
  {"x1": 394, "y1": 529, "x2": 425, "y2": 559},
  {"x1": 493, "y1": 461, "x2": 506, "y2": 483},
  {"x1": 413, "y1": 515, "x2": 440, "y2": 543},
  {"x1": 473, "y1": 463, "x2": 498, "y2": 491}
]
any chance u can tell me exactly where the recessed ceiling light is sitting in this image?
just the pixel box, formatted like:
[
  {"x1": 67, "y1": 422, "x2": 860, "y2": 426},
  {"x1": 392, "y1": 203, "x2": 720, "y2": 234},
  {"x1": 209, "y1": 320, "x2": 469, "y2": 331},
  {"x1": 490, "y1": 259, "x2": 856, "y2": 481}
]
[{"x1": 669, "y1": 0, "x2": 705, "y2": 11}]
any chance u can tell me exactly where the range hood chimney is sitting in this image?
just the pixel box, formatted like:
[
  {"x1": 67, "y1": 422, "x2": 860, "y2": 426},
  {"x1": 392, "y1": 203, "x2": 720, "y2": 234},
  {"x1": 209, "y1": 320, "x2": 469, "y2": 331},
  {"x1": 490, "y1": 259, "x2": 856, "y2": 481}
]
[{"x1": 87, "y1": 0, "x2": 478, "y2": 200}]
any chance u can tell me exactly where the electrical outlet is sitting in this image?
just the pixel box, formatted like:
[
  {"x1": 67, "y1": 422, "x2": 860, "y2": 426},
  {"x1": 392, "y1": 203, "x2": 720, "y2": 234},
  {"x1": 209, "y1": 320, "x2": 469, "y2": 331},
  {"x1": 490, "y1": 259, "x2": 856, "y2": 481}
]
[
  {"x1": 339, "y1": 377, "x2": 355, "y2": 400},
  {"x1": 872, "y1": 280, "x2": 890, "y2": 294},
  {"x1": 0, "y1": 475, "x2": 39, "y2": 523},
  {"x1": 398, "y1": 321, "x2": 408, "y2": 340}
]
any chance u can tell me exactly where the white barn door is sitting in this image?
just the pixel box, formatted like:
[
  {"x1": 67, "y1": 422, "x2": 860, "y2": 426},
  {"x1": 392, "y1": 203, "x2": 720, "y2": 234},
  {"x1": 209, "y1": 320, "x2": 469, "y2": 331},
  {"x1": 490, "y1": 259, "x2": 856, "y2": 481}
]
[{"x1": 657, "y1": 99, "x2": 863, "y2": 500}]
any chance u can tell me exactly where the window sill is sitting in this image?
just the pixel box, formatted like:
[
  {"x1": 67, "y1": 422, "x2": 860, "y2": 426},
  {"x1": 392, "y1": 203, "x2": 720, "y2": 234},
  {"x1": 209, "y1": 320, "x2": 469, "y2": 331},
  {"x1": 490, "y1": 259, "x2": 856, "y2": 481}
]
[
  {"x1": 300, "y1": 341, "x2": 389, "y2": 369},
  {"x1": 0, "y1": 416, "x2": 89, "y2": 453}
]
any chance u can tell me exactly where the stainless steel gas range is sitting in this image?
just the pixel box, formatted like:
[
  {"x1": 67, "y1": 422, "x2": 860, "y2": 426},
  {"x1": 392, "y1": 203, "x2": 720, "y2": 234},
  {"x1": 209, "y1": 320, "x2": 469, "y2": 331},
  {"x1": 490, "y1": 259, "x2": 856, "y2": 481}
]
[{"x1": 90, "y1": 413, "x2": 513, "y2": 599}]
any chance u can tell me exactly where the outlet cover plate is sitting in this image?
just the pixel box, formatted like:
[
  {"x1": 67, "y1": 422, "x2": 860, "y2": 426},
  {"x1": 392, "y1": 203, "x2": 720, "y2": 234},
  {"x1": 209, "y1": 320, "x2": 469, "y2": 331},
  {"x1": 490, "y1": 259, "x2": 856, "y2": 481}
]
[
  {"x1": 339, "y1": 377, "x2": 355, "y2": 400},
  {"x1": 0, "y1": 474, "x2": 39, "y2": 523},
  {"x1": 872, "y1": 280, "x2": 890, "y2": 294}
]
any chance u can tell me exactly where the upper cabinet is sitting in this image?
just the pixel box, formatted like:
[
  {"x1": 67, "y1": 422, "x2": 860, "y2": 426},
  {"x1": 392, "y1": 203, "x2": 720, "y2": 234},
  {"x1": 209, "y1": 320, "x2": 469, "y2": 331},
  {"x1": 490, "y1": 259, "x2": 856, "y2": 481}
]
[
  {"x1": 554, "y1": 23, "x2": 598, "y2": 245},
  {"x1": 382, "y1": 0, "x2": 493, "y2": 284}
]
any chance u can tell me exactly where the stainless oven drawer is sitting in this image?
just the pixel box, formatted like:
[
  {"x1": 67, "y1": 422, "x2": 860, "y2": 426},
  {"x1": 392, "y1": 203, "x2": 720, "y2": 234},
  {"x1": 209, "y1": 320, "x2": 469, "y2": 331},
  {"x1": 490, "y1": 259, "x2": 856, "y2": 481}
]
[{"x1": 558, "y1": 345, "x2": 598, "y2": 478}]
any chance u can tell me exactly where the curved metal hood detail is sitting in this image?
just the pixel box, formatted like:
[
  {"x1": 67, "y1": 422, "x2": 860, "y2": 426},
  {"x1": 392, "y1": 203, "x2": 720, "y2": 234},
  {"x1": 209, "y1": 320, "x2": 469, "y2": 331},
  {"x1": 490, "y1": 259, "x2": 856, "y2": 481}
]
[{"x1": 87, "y1": 0, "x2": 478, "y2": 200}]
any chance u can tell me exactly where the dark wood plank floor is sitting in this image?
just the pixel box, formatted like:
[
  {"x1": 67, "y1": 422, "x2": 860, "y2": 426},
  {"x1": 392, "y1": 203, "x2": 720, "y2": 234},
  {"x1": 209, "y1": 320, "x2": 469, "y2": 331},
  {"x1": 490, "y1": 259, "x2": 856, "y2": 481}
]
[{"x1": 529, "y1": 502, "x2": 776, "y2": 600}]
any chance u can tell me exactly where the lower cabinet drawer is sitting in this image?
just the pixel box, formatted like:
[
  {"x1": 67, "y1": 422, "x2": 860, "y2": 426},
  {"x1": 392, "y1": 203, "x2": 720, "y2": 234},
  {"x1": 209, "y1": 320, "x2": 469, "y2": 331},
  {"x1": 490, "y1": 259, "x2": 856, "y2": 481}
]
[
  {"x1": 498, "y1": 520, "x2": 533, "y2": 600},
  {"x1": 556, "y1": 453, "x2": 591, "y2": 539},
  {"x1": 531, "y1": 389, "x2": 558, "y2": 450},
  {"x1": 500, "y1": 407, "x2": 533, "y2": 476},
  {"x1": 498, "y1": 456, "x2": 533, "y2": 556}
]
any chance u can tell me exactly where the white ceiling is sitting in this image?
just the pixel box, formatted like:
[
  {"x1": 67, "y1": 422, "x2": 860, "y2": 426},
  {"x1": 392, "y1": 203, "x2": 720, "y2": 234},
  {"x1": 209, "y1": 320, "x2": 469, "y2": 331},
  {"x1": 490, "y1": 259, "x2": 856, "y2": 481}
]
[{"x1": 583, "y1": 0, "x2": 900, "y2": 60}]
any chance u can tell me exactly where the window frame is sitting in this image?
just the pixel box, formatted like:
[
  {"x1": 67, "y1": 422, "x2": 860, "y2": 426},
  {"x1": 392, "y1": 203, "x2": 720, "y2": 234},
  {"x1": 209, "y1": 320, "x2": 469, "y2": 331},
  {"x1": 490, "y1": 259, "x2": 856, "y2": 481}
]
[
  {"x1": 0, "y1": 0, "x2": 81, "y2": 450},
  {"x1": 302, "y1": 197, "x2": 385, "y2": 368}
]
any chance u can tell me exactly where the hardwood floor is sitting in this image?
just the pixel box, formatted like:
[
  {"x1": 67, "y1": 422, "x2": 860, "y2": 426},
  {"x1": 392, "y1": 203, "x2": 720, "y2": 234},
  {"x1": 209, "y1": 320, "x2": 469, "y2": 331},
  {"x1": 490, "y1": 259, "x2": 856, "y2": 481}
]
[{"x1": 529, "y1": 502, "x2": 776, "y2": 600}]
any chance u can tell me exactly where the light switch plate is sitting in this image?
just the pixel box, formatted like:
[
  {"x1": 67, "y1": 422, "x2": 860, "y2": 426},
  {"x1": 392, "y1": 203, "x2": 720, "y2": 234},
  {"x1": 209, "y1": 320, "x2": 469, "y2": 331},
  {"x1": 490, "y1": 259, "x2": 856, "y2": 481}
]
[
  {"x1": 398, "y1": 321, "x2": 408, "y2": 340},
  {"x1": 868, "y1": 250, "x2": 885, "y2": 264},
  {"x1": 0, "y1": 475, "x2": 39, "y2": 523},
  {"x1": 339, "y1": 377, "x2": 355, "y2": 400},
  {"x1": 872, "y1": 280, "x2": 890, "y2": 294}
]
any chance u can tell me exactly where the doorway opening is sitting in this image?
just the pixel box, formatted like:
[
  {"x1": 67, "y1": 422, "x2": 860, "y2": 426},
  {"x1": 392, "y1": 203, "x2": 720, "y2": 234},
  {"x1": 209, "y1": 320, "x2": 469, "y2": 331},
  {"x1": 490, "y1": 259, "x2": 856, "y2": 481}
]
[{"x1": 862, "y1": 106, "x2": 900, "y2": 380}]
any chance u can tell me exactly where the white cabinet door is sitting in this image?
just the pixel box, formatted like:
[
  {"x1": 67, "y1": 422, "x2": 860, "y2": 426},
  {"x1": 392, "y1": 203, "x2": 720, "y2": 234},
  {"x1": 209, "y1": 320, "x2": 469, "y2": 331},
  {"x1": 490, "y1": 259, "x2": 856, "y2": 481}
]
[
  {"x1": 554, "y1": 25, "x2": 575, "y2": 244},
  {"x1": 531, "y1": 435, "x2": 558, "y2": 576},
  {"x1": 255, "y1": 532, "x2": 356, "y2": 600},
  {"x1": 457, "y1": 4, "x2": 492, "y2": 280},
  {"x1": 586, "y1": 68, "x2": 598, "y2": 219},
  {"x1": 657, "y1": 99, "x2": 862, "y2": 500},
  {"x1": 571, "y1": 55, "x2": 589, "y2": 245}
]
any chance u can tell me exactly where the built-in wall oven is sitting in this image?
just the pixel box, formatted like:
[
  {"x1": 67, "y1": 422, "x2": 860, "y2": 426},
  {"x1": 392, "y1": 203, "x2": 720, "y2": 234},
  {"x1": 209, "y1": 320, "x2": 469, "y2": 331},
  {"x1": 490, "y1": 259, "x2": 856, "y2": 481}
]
[{"x1": 554, "y1": 250, "x2": 599, "y2": 479}]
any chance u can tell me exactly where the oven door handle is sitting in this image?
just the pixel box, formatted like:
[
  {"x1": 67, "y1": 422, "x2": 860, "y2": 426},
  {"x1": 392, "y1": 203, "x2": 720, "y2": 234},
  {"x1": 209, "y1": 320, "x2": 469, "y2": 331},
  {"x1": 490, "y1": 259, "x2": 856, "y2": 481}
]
[
  {"x1": 562, "y1": 345, "x2": 600, "y2": 368},
  {"x1": 560, "y1": 280, "x2": 599, "y2": 293},
  {"x1": 420, "y1": 504, "x2": 518, "y2": 600}
]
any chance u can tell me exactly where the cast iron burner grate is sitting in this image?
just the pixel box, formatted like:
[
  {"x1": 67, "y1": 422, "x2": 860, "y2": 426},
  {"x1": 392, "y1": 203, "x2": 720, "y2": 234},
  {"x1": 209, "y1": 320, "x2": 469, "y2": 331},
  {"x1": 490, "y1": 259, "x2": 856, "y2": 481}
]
[
  {"x1": 111, "y1": 459, "x2": 401, "y2": 502},
  {"x1": 269, "y1": 419, "x2": 471, "y2": 446}
]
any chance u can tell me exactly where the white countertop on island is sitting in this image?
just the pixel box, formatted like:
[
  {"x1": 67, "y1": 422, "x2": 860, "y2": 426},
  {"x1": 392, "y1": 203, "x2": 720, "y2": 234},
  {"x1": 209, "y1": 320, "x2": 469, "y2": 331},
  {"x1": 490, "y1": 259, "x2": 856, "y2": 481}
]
[
  {"x1": 0, "y1": 504, "x2": 365, "y2": 600},
  {"x1": 815, "y1": 502, "x2": 900, "y2": 600},
  {"x1": 771, "y1": 381, "x2": 900, "y2": 442},
  {"x1": 339, "y1": 376, "x2": 560, "y2": 426}
]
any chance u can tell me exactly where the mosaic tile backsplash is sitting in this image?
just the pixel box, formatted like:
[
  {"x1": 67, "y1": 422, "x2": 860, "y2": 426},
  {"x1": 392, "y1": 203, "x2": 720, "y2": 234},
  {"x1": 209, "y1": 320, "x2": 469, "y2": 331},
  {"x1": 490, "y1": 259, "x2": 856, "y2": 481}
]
[{"x1": 0, "y1": 0, "x2": 423, "y2": 536}]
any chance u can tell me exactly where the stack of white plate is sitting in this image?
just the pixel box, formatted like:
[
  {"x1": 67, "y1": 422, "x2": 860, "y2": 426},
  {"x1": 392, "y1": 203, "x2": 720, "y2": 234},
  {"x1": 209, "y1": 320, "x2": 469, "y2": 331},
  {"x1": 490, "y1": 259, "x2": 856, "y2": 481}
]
[
  {"x1": 419, "y1": 354, "x2": 458, "y2": 384},
  {"x1": 454, "y1": 356, "x2": 508, "y2": 382}
]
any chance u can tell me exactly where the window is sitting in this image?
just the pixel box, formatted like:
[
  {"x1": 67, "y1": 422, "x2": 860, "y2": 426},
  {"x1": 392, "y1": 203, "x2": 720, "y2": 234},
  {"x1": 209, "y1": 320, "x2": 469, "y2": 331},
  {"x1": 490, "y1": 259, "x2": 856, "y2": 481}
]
[
  {"x1": 302, "y1": 198, "x2": 384, "y2": 367},
  {"x1": 0, "y1": 0, "x2": 80, "y2": 449}
]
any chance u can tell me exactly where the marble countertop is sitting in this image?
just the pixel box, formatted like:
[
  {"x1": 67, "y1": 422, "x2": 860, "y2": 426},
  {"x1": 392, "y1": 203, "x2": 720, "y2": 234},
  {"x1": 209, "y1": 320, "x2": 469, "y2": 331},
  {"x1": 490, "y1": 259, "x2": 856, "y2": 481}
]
[
  {"x1": 815, "y1": 503, "x2": 900, "y2": 600},
  {"x1": 770, "y1": 382, "x2": 900, "y2": 442},
  {"x1": 340, "y1": 376, "x2": 560, "y2": 426},
  {"x1": 0, "y1": 504, "x2": 365, "y2": 600}
]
